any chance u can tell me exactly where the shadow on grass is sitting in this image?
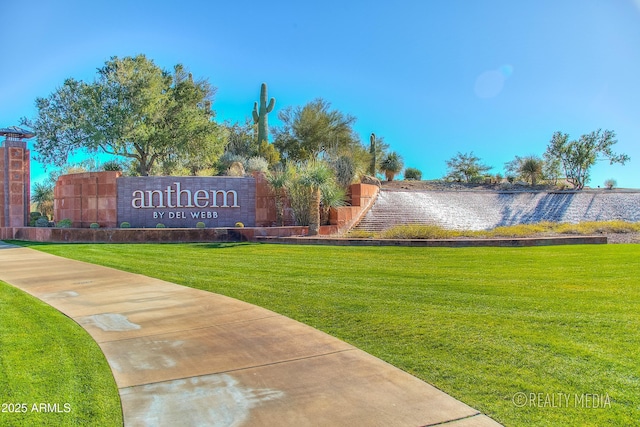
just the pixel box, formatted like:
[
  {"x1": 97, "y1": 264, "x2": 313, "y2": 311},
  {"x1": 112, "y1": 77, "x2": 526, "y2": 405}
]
[{"x1": 5, "y1": 240, "x2": 255, "y2": 250}]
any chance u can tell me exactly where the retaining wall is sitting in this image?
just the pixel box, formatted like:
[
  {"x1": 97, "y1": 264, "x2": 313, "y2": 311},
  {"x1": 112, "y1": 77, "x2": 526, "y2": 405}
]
[{"x1": 0, "y1": 226, "x2": 309, "y2": 243}]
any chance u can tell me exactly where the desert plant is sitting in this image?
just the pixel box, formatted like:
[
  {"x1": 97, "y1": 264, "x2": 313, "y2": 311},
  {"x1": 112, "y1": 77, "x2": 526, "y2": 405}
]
[
  {"x1": 102, "y1": 160, "x2": 123, "y2": 171},
  {"x1": 244, "y1": 156, "x2": 269, "y2": 173},
  {"x1": 381, "y1": 224, "x2": 459, "y2": 239},
  {"x1": 320, "y1": 181, "x2": 347, "y2": 225},
  {"x1": 120, "y1": 222, "x2": 131, "y2": 228},
  {"x1": 404, "y1": 167, "x2": 422, "y2": 181},
  {"x1": 520, "y1": 156, "x2": 544, "y2": 186},
  {"x1": 604, "y1": 178, "x2": 617, "y2": 189},
  {"x1": 35, "y1": 217, "x2": 50, "y2": 228},
  {"x1": 57, "y1": 218, "x2": 73, "y2": 228},
  {"x1": 380, "y1": 152, "x2": 404, "y2": 181},
  {"x1": 217, "y1": 152, "x2": 246, "y2": 174},
  {"x1": 196, "y1": 222, "x2": 206, "y2": 228},
  {"x1": 235, "y1": 222, "x2": 244, "y2": 228},
  {"x1": 445, "y1": 152, "x2": 491, "y2": 182},
  {"x1": 331, "y1": 155, "x2": 358, "y2": 190},
  {"x1": 369, "y1": 133, "x2": 377, "y2": 176},
  {"x1": 266, "y1": 166, "x2": 293, "y2": 226},
  {"x1": 226, "y1": 161, "x2": 245, "y2": 176},
  {"x1": 288, "y1": 178, "x2": 313, "y2": 227},
  {"x1": 252, "y1": 82, "x2": 275, "y2": 144},
  {"x1": 31, "y1": 182, "x2": 54, "y2": 219},
  {"x1": 298, "y1": 160, "x2": 335, "y2": 235},
  {"x1": 90, "y1": 222, "x2": 100, "y2": 229},
  {"x1": 156, "y1": 223, "x2": 165, "y2": 228}
]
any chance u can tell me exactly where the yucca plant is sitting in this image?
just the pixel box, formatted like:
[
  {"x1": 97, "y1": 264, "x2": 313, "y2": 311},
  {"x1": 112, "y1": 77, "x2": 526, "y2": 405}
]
[
  {"x1": 380, "y1": 151, "x2": 404, "y2": 181},
  {"x1": 298, "y1": 161, "x2": 335, "y2": 235}
]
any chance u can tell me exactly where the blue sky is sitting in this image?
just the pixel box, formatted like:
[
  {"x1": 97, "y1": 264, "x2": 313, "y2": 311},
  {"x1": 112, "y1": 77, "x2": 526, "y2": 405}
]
[{"x1": 2, "y1": 0, "x2": 639, "y2": 187}]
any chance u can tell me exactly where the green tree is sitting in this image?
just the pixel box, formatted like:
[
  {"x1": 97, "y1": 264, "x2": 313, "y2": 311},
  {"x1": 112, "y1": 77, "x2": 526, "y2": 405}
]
[
  {"x1": 224, "y1": 119, "x2": 259, "y2": 158},
  {"x1": 380, "y1": 151, "x2": 404, "y2": 181},
  {"x1": 22, "y1": 55, "x2": 223, "y2": 176},
  {"x1": 545, "y1": 129, "x2": 629, "y2": 189},
  {"x1": 445, "y1": 152, "x2": 492, "y2": 183},
  {"x1": 273, "y1": 98, "x2": 360, "y2": 162},
  {"x1": 31, "y1": 181, "x2": 54, "y2": 219}
]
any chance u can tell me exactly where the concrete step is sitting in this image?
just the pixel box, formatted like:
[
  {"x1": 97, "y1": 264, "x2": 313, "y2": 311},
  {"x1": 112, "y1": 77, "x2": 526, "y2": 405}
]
[{"x1": 353, "y1": 189, "x2": 640, "y2": 232}]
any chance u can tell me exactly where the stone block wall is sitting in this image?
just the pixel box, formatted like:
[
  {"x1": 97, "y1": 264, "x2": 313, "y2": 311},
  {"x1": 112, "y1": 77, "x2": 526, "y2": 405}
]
[
  {"x1": 254, "y1": 172, "x2": 295, "y2": 226},
  {"x1": 329, "y1": 183, "x2": 380, "y2": 232},
  {"x1": 54, "y1": 171, "x2": 121, "y2": 228}
]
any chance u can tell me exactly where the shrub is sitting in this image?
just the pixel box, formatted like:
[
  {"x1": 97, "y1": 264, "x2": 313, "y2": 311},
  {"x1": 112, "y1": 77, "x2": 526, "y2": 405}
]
[
  {"x1": 381, "y1": 224, "x2": 458, "y2": 239},
  {"x1": 156, "y1": 223, "x2": 166, "y2": 228},
  {"x1": 346, "y1": 230, "x2": 376, "y2": 239},
  {"x1": 30, "y1": 211, "x2": 42, "y2": 220},
  {"x1": 90, "y1": 222, "x2": 100, "y2": 229},
  {"x1": 217, "y1": 152, "x2": 246, "y2": 173},
  {"x1": 331, "y1": 155, "x2": 358, "y2": 189},
  {"x1": 604, "y1": 178, "x2": 617, "y2": 190},
  {"x1": 235, "y1": 222, "x2": 244, "y2": 228},
  {"x1": 35, "y1": 217, "x2": 50, "y2": 228},
  {"x1": 196, "y1": 222, "x2": 206, "y2": 229},
  {"x1": 244, "y1": 156, "x2": 269, "y2": 173},
  {"x1": 102, "y1": 160, "x2": 123, "y2": 171},
  {"x1": 57, "y1": 219, "x2": 73, "y2": 228},
  {"x1": 404, "y1": 167, "x2": 422, "y2": 181},
  {"x1": 226, "y1": 161, "x2": 245, "y2": 177},
  {"x1": 120, "y1": 222, "x2": 131, "y2": 228}
]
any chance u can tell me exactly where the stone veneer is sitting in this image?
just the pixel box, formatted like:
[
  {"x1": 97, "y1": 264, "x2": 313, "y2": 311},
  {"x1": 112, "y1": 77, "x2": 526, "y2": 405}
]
[
  {"x1": 117, "y1": 176, "x2": 256, "y2": 228},
  {"x1": 0, "y1": 140, "x2": 30, "y2": 227},
  {"x1": 54, "y1": 171, "x2": 121, "y2": 228},
  {"x1": 355, "y1": 189, "x2": 640, "y2": 232}
]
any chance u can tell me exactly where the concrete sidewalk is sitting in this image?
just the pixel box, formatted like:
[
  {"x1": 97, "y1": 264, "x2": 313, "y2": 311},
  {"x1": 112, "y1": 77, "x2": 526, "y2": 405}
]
[{"x1": 0, "y1": 242, "x2": 502, "y2": 426}]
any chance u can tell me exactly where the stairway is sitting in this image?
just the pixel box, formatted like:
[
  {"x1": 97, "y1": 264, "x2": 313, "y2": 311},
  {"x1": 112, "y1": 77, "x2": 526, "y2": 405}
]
[{"x1": 353, "y1": 189, "x2": 640, "y2": 232}]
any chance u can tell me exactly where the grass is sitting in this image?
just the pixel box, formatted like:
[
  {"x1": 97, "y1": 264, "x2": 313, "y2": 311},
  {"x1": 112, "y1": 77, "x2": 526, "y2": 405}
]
[
  {"x1": 0, "y1": 280, "x2": 123, "y2": 427},
  {"x1": 9, "y1": 241, "x2": 640, "y2": 426},
  {"x1": 348, "y1": 220, "x2": 640, "y2": 239}
]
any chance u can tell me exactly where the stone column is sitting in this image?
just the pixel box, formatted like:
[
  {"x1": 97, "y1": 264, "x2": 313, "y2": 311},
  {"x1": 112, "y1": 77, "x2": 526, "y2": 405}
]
[{"x1": 0, "y1": 139, "x2": 30, "y2": 227}]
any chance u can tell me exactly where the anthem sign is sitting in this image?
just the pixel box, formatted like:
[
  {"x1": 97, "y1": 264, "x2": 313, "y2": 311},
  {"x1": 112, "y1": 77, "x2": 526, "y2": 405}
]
[{"x1": 118, "y1": 177, "x2": 256, "y2": 228}]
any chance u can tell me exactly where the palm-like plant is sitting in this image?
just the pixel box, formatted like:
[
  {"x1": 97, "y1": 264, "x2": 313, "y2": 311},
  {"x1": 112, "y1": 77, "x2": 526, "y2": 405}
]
[
  {"x1": 320, "y1": 182, "x2": 347, "y2": 226},
  {"x1": 298, "y1": 161, "x2": 334, "y2": 235},
  {"x1": 520, "y1": 156, "x2": 544, "y2": 186},
  {"x1": 380, "y1": 151, "x2": 404, "y2": 181},
  {"x1": 31, "y1": 181, "x2": 54, "y2": 219}
]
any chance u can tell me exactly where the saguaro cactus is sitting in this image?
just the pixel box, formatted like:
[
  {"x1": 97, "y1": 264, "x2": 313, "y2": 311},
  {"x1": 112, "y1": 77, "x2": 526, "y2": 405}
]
[
  {"x1": 369, "y1": 133, "x2": 377, "y2": 176},
  {"x1": 252, "y1": 83, "x2": 276, "y2": 145}
]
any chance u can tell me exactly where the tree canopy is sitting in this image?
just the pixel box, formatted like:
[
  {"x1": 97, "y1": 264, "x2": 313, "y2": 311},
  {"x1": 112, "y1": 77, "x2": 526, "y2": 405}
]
[
  {"x1": 273, "y1": 98, "x2": 360, "y2": 162},
  {"x1": 544, "y1": 129, "x2": 629, "y2": 189},
  {"x1": 445, "y1": 152, "x2": 492, "y2": 183},
  {"x1": 22, "y1": 55, "x2": 224, "y2": 176}
]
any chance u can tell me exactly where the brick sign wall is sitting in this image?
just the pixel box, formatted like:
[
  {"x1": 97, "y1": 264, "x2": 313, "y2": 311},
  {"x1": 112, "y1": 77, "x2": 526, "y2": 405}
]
[{"x1": 117, "y1": 176, "x2": 256, "y2": 228}]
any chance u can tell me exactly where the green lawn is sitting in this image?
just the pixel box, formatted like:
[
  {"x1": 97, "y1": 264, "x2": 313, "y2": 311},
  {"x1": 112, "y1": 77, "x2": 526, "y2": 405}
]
[
  {"x1": 0, "y1": 280, "x2": 123, "y2": 427},
  {"x1": 11, "y1": 242, "x2": 640, "y2": 426}
]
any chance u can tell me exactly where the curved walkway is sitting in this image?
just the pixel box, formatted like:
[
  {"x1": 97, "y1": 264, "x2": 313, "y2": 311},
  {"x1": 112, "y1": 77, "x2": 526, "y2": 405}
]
[{"x1": 0, "y1": 242, "x2": 501, "y2": 427}]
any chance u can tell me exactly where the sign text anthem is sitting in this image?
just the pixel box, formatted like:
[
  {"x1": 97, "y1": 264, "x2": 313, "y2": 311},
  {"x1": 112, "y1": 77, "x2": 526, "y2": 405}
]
[{"x1": 131, "y1": 182, "x2": 240, "y2": 209}]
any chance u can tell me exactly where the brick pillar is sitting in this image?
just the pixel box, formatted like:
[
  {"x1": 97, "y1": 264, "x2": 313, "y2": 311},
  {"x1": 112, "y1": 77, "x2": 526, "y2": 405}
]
[{"x1": 0, "y1": 139, "x2": 30, "y2": 227}]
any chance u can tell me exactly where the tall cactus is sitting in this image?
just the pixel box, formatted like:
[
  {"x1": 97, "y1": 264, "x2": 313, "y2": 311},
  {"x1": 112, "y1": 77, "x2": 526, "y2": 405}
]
[
  {"x1": 252, "y1": 83, "x2": 276, "y2": 145},
  {"x1": 369, "y1": 133, "x2": 377, "y2": 176}
]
